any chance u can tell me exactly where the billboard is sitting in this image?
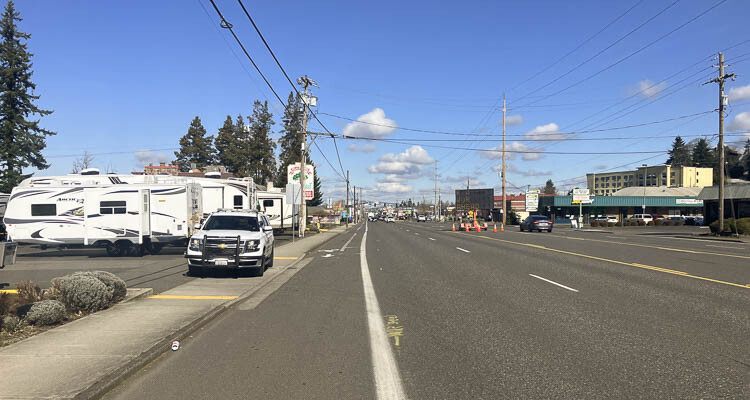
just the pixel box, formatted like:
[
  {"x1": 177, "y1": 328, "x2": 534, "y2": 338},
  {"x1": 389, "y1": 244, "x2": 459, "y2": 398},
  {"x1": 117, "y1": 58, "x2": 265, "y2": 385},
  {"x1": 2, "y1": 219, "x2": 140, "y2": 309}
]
[{"x1": 287, "y1": 163, "x2": 314, "y2": 201}]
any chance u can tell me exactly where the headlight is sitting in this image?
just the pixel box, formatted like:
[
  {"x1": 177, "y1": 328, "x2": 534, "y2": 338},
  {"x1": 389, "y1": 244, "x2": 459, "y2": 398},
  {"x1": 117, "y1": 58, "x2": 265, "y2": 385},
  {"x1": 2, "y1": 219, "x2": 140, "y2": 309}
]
[
  {"x1": 244, "y1": 240, "x2": 259, "y2": 252},
  {"x1": 189, "y1": 238, "x2": 202, "y2": 251}
]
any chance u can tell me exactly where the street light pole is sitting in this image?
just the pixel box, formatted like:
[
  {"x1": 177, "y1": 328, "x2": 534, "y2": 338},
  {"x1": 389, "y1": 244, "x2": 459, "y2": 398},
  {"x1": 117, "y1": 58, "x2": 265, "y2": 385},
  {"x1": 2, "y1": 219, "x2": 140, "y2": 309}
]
[{"x1": 642, "y1": 164, "x2": 648, "y2": 214}]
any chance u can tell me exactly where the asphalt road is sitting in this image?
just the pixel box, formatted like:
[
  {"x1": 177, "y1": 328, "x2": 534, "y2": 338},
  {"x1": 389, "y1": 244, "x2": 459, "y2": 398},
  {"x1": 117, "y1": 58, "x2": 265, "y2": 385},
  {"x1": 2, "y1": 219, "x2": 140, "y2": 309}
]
[{"x1": 106, "y1": 221, "x2": 750, "y2": 399}]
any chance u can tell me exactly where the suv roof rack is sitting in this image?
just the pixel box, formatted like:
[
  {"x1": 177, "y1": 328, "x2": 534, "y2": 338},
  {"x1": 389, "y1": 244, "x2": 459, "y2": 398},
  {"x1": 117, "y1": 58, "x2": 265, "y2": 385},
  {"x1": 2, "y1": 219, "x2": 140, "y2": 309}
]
[{"x1": 215, "y1": 208, "x2": 260, "y2": 214}]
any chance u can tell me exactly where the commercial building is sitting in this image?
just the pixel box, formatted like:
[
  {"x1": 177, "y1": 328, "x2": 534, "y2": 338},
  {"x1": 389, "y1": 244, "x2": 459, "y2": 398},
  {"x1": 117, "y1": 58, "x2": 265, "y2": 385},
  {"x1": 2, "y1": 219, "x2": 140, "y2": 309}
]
[
  {"x1": 144, "y1": 162, "x2": 179, "y2": 176},
  {"x1": 549, "y1": 195, "x2": 703, "y2": 224},
  {"x1": 697, "y1": 183, "x2": 750, "y2": 224},
  {"x1": 586, "y1": 165, "x2": 713, "y2": 196}
]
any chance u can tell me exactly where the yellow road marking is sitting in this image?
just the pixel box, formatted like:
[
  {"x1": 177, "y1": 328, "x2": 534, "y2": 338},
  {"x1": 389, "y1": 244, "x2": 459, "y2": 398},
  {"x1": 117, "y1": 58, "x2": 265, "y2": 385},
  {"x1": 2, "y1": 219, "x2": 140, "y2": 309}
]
[
  {"x1": 0, "y1": 289, "x2": 18, "y2": 294},
  {"x1": 274, "y1": 256, "x2": 298, "y2": 260},
  {"x1": 148, "y1": 295, "x2": 238, "y2": 300},
  {"x1": 548, "y1": 233, "x2": 750, "y2": 260},
  {"x1": 476, "y1": 235, "x2": 750, "y2": 290},
  {"x1": 319, "y1": 229, "x2": 329, "y2": 232}
]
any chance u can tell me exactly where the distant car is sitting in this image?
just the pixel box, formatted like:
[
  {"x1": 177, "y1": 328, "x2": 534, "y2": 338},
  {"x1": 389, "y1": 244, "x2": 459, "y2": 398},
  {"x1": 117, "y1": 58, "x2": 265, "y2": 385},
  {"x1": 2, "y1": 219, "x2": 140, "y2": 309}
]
[
  {"x1": 417, "y1": 215, "x2": 426, "y2": 222},
  {"x1": 520, "y1": 215, "x2": 552, "y2": 232},
  {"x1": 386, "y1": 216, "x2": 395, "y2": 223},
  {"x1": 594, "y1": 216, "x2": 617, "y2": 224},
  {"x1": 667, "y1": 216, "x2": 685, "y2": 223},
  {"x1": 653, "y1": 215, "x2": 666, "y2": 221}
]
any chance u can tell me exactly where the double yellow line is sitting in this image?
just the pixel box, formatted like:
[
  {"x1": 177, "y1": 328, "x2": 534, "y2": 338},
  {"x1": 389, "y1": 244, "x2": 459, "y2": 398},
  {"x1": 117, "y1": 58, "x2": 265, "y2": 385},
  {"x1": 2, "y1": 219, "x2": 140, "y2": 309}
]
[{"x1": 475, "y1": 235, "x2": 750, "y2": 290}]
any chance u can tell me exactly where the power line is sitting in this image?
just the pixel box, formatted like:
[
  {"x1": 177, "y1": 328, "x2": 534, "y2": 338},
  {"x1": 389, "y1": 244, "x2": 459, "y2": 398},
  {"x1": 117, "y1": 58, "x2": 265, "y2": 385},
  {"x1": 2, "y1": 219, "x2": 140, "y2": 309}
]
[
  {"x1": 516, "y1": 0, "x2": 728, "y2": 108},
  {"x1": 319, "y1": 131, "x2": 747, "y2": 143},
  {"x1": 234, "y1": 0, "x2": 346, "y2": 179},
  {"x1": 513, "y1": 0, "x2": 669, "y2": 103}
]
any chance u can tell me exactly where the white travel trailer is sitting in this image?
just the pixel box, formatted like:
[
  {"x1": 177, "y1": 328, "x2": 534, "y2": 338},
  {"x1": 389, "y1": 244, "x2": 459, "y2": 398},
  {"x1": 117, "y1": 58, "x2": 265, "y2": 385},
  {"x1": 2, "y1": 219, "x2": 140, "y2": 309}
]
[
  {"x1": 3, "y1": 183, "x2": 202, "y2": 256},
  {"x1": 16, "y1": 173, "x2": 296, "y2": 231}
]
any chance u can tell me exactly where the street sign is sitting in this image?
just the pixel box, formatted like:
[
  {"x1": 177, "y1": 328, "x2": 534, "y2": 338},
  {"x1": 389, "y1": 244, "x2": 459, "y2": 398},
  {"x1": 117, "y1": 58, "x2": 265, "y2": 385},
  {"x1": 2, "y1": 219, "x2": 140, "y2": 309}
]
[
  {"x1": 287, "y1": 163, "x2": 314, "y2": 200},
  {"x1": 525, "y1": 190, "x2": 539, "y2": 212},
  {"x1": 285, "y1": 183, "x2": 301, "y2": 204},
  {"x1": 572, "y1": 188, "x2": 590, "y2": 203}
]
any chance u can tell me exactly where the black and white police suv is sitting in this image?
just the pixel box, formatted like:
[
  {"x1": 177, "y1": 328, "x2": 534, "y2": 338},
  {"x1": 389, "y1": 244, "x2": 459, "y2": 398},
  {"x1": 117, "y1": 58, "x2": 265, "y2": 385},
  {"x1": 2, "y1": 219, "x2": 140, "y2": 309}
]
[{"x1": 185, "y1": 209, "x2": 274, "y2": 276}]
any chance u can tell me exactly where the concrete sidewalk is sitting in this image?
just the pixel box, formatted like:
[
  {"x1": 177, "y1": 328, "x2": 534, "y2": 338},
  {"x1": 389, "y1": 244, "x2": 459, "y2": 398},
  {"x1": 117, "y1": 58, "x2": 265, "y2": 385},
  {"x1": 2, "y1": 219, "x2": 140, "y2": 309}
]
[{"x1": 0, "y1": 224, "x2": 352, "y2": 399}]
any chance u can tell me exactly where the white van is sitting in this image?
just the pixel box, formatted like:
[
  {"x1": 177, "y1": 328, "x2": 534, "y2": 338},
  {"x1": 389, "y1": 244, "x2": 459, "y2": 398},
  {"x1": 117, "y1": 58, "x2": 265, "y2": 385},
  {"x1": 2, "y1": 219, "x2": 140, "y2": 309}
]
[{"x1": 627, "y1": 214, "x2": 653, "y2": 223}]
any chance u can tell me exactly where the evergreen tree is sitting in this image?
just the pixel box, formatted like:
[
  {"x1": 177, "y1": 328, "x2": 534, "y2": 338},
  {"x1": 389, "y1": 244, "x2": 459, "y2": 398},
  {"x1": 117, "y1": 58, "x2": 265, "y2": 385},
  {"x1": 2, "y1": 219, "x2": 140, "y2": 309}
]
[
  {"x1": 215, "y1": 115, "x2": 241, "y2": 173},
  {"x1": 666, "y1": 136, "x2": 690, "y2": 166},
  {"x1": 275, "y1": 92, "x2": 304, "y2": 186},
  {"x1": 542, "y1": 179, "x2": 556, "y2": 194},
  {"x1": 690, "y1": 138, "x2": 714, "y2": 167},
  {"x1": 307, "y1": 163, "x2": 323, "y2": 206},
  {"x1": 174, "y1": 116, "x2": 214, "y2": 171},
  {"x1": 247, "y1": 100, "x2": 276, "y2": 185},
  {"x1": 233, "y1": 114, "x2": 250, "y2": 177},
  {"x1": 0, "y1": 1, "x2": 55, "y2": 192},
  {"x1": 741, "y1": 139, "x2": 750, "y2": 180}
]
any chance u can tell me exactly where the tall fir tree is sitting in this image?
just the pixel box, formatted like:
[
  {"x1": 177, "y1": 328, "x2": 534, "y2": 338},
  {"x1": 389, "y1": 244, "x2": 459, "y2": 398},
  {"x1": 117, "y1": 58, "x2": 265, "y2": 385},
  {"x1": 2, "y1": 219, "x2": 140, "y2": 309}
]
[
  {"x1": 275, "y1": 92, "x2": 304, "y2": 186},
  {"x1": 741, "y1": 139, "x2": 750, "y2": 179},
  {"x1": 542, "y1": 179, "x2": 556, "y2": 195},
  {"x1": 0, "y1": 1, "x2": 55, "y2": 192},
  {"x1": 247, "y1": 100, "x2": 276, "y2": 185},
  {"x1": 690, "y1": 138, "x2": 714, "y2": 167},
  {"x1": 214, "y1": 115, "x2": 241, "y2": 173},
  {"x1": 174, "y1": 116, "x2": 215, "y2": 171},
  {"x1": 666, "y1": 136, "x2": 690, "y2": 166},
  {"x1": 233, "y1": 114, "x2": 251, "y2": 177}
]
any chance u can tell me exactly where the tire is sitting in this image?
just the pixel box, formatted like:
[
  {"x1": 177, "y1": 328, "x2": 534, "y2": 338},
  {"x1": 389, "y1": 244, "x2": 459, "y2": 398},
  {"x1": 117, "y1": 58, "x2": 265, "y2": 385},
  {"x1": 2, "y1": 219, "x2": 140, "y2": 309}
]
[
  {"x1": 150, "y1": 244, "x2": 163, "y2": 255},
  {"x1": 266, "y1": 248, "x2": 274, "y2": 268},
  {"x1": 519, "y1": 226, "x2": 524, "y2": 232},
  {"x1": 255, "y1": 260, "x2": 265, "y2": 277},
  {"x1": 105, "y1": 244, "x2": 120, "y2": 257}
]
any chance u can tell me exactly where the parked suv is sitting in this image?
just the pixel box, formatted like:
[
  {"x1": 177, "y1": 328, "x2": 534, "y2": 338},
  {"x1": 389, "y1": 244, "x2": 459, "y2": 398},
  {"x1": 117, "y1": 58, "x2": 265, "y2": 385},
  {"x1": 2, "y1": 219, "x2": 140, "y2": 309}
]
[
  {"x1": 627, "y1": 214, "x2": 653, "y2": 224},
  {"x1": 185, "y1": 209, "x2": 274, "y2": 276}
]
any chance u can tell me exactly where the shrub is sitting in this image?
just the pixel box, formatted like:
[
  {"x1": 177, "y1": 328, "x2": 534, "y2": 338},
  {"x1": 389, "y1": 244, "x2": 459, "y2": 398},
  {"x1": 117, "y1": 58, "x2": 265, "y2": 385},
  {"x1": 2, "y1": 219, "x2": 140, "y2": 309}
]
[
  {"x1": 664, "y1": 220, "x2": 674, "y2": 226},
  {"x1": 709, "y1": 218, "x2": 750, "y2": 235},
  {"x1": 1, "y1": 315, "x2": 20, "y2": 332},
  {"x1": 88, "y1": 271, "x2": 127, "y2": 302},
  {"x1": 591, "y1": 221, "x2": 600, "y2": 227},
  {"x1": 607, "y1": 222, "x2": 616, "y2": 227},
  {"x1": 654, "y1": 219, "x2": 664, "y2": 226},
  {"x1": 638, "y1": 220, "x2": 646, "y2": 226},
  {"x1": 25, "y1": 300, "x2": 66, "y2": 326},
  {"x1": 56, "y1": 274, "x2": 114, "y2": 313},
  {"x1": 675, "y1": 220, "x2": 684, "y2": 226},
  {"x1": 615, "y1": 222, "x2": 622, "y2": 227},
  {"x1": 647, "y1": 221, "x2": 654, "y2": 226}
]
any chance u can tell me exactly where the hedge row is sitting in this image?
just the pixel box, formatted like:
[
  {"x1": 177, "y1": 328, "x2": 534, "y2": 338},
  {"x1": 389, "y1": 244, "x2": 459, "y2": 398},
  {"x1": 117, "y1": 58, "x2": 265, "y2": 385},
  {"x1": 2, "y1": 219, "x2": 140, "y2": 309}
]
[{"x1": 709, "y1": 217, "x2": 750, "y2": 235}]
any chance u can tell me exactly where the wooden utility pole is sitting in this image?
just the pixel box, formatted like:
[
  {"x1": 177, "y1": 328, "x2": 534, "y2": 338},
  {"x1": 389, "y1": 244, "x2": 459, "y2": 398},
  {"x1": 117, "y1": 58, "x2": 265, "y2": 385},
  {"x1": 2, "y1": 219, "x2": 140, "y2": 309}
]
[
  {"x1": 298, "y1": 77, "x2": 311, "y2": 238},
  {"x1": 346, "y1": 170, "x2": 350, "y2": 228},
  {"x1": 706, "y1": 53, "x2": 735, "y2": 233},
  {"x1": 501, "y1": 95, "x2": 507, "y2": 227}
]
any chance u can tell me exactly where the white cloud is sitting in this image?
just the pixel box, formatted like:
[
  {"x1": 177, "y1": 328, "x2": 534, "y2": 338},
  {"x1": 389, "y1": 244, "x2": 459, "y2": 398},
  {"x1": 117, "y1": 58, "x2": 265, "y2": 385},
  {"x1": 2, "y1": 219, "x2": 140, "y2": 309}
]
[
  {"x1": 518, "y1": 169, "x2": 552, "y2": 177},
  {"x1": 342, "y1": 108, "x2": 397, "y2": 139},
  {"x1": 376, "y1": 181, "x2": 412, "y2": 193},
  {"x1": 728, "y1": 84, "x2": 750, "y2": 102},
  {"x1": 728, "y1": 111, "x2": 750, "y2": 141},
  {"x1": 506, "y1": 114, "x2": 524, "y2": 127},
  {"x1": 524, "y1": 122, "x2": 564, "y2": 141},
  {"x1": 347, "y1": 143, "x2": 377, "y2": 152},
  {"x1": 631, "y1": 79, "x2": 667, "y2": 98},
  {"x1": 368, "y1": 145, "x2": 434, "y2": 175},
  {"x1": 134, "y1": 150, "x2": 171, "y2": 168}
]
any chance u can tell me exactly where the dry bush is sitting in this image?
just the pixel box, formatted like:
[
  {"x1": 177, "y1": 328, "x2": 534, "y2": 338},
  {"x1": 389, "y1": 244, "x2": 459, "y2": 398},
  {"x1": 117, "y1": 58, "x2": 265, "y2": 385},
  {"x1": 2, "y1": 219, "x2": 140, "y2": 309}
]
[
  {"x1": 16, "y1": 280, "x2": 42, "y2": 303},
  {"x1": 56, "y1": 274, "x2": 114, "y2": 313},
  {"x1": 76, "y1": 271, "x2": 127, "y2": 302},
  {"x1": 1, "y1": 315, "x2": 20, "y2": 333}
]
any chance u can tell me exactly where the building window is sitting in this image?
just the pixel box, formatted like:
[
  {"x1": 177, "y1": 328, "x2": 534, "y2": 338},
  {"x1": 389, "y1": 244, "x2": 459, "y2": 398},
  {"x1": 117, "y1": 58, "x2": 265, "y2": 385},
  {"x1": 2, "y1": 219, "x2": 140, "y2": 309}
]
[
  {"x1": 233, "y1": 195, "x2": 243, "y2": 209},
  {"x1": 100, "y1": 201, "x2": 126, "y2": 215},
  {"x1": 31, "y1": 204, "x2": 56, "y2": 216}
]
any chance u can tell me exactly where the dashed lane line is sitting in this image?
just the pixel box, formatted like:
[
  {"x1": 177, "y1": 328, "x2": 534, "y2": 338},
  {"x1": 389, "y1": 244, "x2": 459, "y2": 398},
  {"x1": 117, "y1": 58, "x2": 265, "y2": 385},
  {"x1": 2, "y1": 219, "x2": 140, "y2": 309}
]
[
  {"x1": 474, "y1": 235, "x2": 750, "y2": 290},
  {"x1": 529, "y1": 274, "x2": 579, "y2": 292},
  {"x1": 429, "y1": 238, "x2": 436, "y2": 241},
  {"x1": 456, "y1": 247, "x2": 471, "y2": 253}
]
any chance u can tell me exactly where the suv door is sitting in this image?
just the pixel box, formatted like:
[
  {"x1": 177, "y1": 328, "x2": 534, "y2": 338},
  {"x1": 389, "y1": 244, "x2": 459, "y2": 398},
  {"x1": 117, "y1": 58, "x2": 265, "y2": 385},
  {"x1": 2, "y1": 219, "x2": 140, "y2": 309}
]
[{"x1": 262, "y1": 215, "x2": 273, "y2": 255}]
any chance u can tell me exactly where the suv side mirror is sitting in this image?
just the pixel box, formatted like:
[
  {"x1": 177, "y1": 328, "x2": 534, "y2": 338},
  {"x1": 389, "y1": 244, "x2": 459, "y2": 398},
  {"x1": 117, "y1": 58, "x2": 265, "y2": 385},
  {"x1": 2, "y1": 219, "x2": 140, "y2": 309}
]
[{"x1": 263, "y1": 225, "x2": 273, "y2": 232}]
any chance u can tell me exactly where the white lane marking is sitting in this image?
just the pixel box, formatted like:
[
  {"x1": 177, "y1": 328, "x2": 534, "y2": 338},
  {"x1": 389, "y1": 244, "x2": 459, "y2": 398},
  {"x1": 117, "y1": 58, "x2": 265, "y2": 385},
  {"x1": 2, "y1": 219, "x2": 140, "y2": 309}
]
[
  {"x1": 456, "y1": 247, "x2": 470, "y2": 253},
  {"x1": 529, "y1": 274, "x2": 579, "y2": 292},
  {"x1": 428, "y1": 238, "x2": 436, "y2": 241},
  {"x1": 414, "y1": 233, "x2": 419, "y2": 235},
  {"x1": 340, "y1": 233, "x2": 358, "y2": 252},
  {"x1": 360, "y1": 221, "x2": 407, "y2": 399},
  {"x1": 705, "y1": 244, "x2": 745, "y2": 250}
]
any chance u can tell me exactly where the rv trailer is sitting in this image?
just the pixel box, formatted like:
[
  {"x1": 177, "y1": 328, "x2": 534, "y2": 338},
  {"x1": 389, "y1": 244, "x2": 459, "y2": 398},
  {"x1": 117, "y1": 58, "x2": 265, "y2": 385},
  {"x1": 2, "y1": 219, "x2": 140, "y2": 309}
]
[{"x1": 3, "y1": 183, "x2": 202, "y2": 256}]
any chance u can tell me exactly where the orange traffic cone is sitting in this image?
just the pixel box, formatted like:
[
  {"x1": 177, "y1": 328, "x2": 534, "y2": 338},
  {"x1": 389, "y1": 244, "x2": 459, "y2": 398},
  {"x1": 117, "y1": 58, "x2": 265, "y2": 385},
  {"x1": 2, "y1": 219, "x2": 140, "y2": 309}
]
[
  {"x1": 501, "y1": 223, "x2": 505, "y2": 232},
  {"x1": 493, "y1": 224, "x2": 498, "y2": 233},
  {"x1": 483, "y1": 222, "x2": 488, "y2": 229},
  {"x1": 452, "y1": 223, "x2": 455, "y2": 232},
  {"x1": 476, "y1": 223, "x2": 481, "y2": 232},
  {"x1": 465, "y1": 224, "x2": 470, "y2": 232}
]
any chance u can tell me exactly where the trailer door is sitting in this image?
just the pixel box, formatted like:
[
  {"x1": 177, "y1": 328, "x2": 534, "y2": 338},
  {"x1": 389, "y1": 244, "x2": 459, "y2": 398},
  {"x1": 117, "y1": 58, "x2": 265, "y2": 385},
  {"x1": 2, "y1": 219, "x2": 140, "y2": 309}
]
[{"x1": 141, "y1": 189, "x2": 151, "y2": 242}]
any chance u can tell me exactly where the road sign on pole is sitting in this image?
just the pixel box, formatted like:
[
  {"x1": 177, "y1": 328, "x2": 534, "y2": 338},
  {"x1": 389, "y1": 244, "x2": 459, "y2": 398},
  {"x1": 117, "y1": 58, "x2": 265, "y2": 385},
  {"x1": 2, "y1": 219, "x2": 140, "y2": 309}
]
[
  {"x1": 287, "y1": 163, "x2": 314, "y2": 200},
  {"x1": 525, "y1": 190, "x2": 539, "y2": 212}
]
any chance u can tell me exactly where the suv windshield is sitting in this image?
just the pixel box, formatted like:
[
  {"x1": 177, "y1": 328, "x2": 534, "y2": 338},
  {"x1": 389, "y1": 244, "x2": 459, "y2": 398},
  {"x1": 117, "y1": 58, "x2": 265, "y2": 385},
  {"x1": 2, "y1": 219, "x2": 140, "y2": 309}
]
[{"x1": 202, "y1": 216, "x2": 259, "y2": 232}]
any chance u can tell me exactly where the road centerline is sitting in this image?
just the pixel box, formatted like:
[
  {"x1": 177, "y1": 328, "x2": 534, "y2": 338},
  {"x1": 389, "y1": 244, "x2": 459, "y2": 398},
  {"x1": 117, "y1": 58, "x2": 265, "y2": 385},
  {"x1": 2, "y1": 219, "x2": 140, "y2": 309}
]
[
  {"x1": 360, "y1": 221, "x2": 407, "y2": 399},
  {"x1": 456, "y1": 247, "x2": 470, "y2": 253},
  {"x1": 528, "y1": 274, "x2": 579, "y2": 292}
]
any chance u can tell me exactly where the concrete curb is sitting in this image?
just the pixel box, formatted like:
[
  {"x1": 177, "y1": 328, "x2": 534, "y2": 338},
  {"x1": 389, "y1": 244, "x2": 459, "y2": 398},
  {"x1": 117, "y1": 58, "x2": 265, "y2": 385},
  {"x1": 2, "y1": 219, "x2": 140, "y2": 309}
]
[
  {"x1": 120, "y1": 288, "x2": 154, "y2": 304},
  {"x1": 77, "y1": 225, "x2": 353, "y2": 400}
]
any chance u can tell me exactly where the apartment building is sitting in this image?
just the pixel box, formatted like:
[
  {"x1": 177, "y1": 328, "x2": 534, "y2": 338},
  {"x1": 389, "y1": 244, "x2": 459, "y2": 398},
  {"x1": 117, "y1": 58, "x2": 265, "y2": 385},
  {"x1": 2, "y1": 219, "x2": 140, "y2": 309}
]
[{"x1": 586, "y1": 165, "x2": 713, "y2": 196}]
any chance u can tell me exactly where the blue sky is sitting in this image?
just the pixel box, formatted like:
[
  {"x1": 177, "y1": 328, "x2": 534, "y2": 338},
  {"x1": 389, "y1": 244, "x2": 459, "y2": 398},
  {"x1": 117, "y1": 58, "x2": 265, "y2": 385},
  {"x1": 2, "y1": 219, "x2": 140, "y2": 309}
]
[{"x1": 15, "y1": 0, "x2": 750, "y2": 202}]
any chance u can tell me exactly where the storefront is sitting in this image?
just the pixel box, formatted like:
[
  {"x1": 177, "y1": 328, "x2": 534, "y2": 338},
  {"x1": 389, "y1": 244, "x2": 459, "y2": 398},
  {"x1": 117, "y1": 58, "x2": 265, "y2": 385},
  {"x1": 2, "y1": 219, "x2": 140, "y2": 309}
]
[{"x1": 550, "y1": 195, "x2": 704, "y2": 224}]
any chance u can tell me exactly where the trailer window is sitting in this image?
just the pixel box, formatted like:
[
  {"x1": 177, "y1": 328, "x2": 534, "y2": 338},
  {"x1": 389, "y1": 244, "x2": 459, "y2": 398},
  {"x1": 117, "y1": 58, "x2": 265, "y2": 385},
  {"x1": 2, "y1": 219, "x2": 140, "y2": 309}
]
[
  {"x1": 233, "y1": 195, "x2": 243, "y2": 209},
  {"x1": 31, "y1": 204, "x2": 56, "y2": 216},
  {"x1": 100, "y1": 201, "x2": 126, "y2": 214},
  {"x1": 263, "y1": 199, "x2": 274, "y2": 208}
]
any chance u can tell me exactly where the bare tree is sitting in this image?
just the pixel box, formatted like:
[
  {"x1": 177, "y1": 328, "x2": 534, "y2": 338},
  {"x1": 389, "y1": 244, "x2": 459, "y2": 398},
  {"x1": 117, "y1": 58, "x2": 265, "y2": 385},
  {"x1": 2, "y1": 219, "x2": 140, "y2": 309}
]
[{"x1": 71, "y1": 151, "x2": 94, "y2": 174}]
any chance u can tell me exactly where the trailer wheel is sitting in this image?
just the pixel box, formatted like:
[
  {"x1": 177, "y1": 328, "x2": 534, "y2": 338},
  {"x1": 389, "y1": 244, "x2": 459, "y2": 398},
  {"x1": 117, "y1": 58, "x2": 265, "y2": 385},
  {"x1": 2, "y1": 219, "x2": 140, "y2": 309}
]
[
  {"x1": 126, "y1": 244, "x2": 144, "y2": 257},
  {"x1": 149, "y1": 244, "x2": 164, "y2": 255},
  {"x1": 105, "y1": 244, "x2": 121, "y2": 257}
]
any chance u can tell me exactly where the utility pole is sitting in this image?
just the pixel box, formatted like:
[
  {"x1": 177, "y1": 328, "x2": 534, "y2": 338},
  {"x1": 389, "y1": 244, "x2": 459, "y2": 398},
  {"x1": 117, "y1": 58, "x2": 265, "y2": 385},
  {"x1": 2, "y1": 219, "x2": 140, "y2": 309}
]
[
  {"x1": 706, "y1": 52, "x2": 735, "y2": 233},
  {"x1": 434, "y1": 161, "x2": 438, "y2": 221},
  {"x1": 359, "y1": 187, "x2": 363, "y2": 224},
  {"x1": 297, "y1": 75, "x2": 316, "y2": 238},
  {"x1": 501, "y1": 95, "x2": 507, "y2": 228},
  {"x1": 346, "y1": 170, "x2": 350, "y2": 228}
]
